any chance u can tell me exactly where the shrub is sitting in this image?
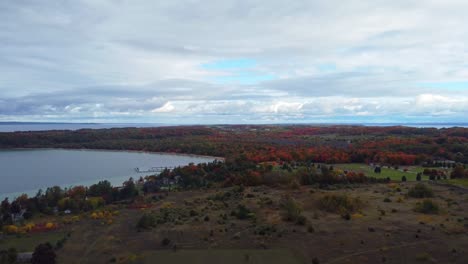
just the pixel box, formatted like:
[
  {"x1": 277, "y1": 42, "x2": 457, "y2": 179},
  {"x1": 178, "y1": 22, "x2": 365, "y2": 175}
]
[
  {"x1": 189, "y1": 209, "x2": 198, "y2": 217},
  {"x1": 32, "y1": 243, "x2": 56, "y2": 264},
  {"x1": 415, "y1": 199, "x2": 439, "y2": 214},
  {"x1": 255, "y1": 225, "x2": 277, "y2": 236},
  {"x1": 296, "y1": 215, "x2": 307, "y2": 225},
  {"x1": 233, "y1": 205, "x2": 254, "y2": 220},
  {"x1": 342, "y1": 213, "x2": 351, "y2": 220},
  {"x1": 55, "y1": 237, "x2": 67, "y2": 250},
  {"x1": 0, "y1": 248, "x2": 17, "y2": 264},
  {"x1": 401, "y1": 175, "x2": 407, "y2": 182},
  {"x1": 408, "y1": 184, "x2": 433, "y2": 198},
  {"x1": 280, "y1": 196, "x2": 303, "y2": 223},
  {"x1": 2, "y1": 225, "x2": 18, "y2": 234},
  {"x1": 317, "y1": 194, "x2": 364, "y2": 216},
  {"x1": 161, "y1": 238, "x2": 171, "y2": 246},
  {"x1": 137, "y1": 213, "x2": 156, "y2": 230}
]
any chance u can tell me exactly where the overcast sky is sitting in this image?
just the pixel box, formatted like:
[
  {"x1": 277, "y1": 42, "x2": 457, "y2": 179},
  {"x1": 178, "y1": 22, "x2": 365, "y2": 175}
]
[{"x1": 1, "y1": 0, "x2": 468, "y2": 124}]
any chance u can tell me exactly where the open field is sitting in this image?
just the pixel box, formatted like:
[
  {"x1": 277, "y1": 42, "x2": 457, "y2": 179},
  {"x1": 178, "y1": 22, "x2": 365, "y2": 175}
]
[
  {"x1": 0, "y1": 231, "x2": 66, "y2": 252},
  {"x1": 335, "y1": 163, "x2": 431, "y2": 181},
  {"x1": 2, "y1": 181, "x2": 468, "y2": 263},
  {"x1": 15, "y1": 182, "x2": 459, "y2": 263},
  {"x1": 445, "y1": 178, "x2": 468, "y2": 188},
  {"x1": 137, "y1": 249, "x2": 304, "y2": 264}
]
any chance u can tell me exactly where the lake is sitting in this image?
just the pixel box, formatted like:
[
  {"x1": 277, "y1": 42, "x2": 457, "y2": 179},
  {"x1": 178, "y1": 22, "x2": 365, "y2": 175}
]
[{"x1": 0, "y1": 149, "x2": 217, "y2": 200}]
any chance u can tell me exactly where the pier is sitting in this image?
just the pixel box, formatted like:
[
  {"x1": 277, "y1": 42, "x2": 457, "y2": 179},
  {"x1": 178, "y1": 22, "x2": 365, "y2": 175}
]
[{"x1": 134, "y1": 166, "x2": 176, "y2": 173}]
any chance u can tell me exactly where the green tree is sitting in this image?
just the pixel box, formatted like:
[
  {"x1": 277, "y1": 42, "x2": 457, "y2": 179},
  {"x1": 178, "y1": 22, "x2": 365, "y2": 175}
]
[
  {"x1": 88, "y1": 180, "x2": 113, "y2": 198},
  {"x1": 119, "y1": 178, "x2": 138, "y2": 200},
  {"x1": 416, "y1": 173, "x2": 422, "y2": 181},
  {"x1": 32, "y1": 243, "x2": 56, "y2": 264}
]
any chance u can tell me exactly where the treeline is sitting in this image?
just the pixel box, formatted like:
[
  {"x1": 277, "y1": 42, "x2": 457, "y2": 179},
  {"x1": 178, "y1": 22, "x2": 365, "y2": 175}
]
[
  {"x1": 0, "y1": 179, "x2": 139, "y2": 228},
  {"x1": 1, "y1": 125, "x2": 467, "y2": 164}
]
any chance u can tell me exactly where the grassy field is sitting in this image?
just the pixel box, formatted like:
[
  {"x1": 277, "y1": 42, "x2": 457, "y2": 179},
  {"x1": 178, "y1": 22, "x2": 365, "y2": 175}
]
[
  {"x1": 445, "y1": 178, "x2": 468, "y2": 187},
  {"x1": 0, "y1": 231, "x2": 66, "y2": 252},
  {"x1": 138, "y1": 249, "x2": 304, "y2": 264},
  {"x1": 334, "y1": 163, "x2": 427, "y2": 181}
]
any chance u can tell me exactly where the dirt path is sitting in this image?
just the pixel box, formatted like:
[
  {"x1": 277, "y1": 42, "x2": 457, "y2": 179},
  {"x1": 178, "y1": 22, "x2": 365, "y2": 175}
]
[{"x1": 325, "y1": 238, "x2": 440, "y2": 264}]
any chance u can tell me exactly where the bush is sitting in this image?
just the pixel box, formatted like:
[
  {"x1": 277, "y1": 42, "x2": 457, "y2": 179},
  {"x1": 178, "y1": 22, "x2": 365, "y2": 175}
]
[
  {"x1": 296, "y1": 215, "x2": 307, "y2": 225},
  {"x1": 137, "y1": 213, "x2": 156, "y2": 230},
  {"x1": 189, "y1": 209, "x2": 198, "y2": 217},
  {"x1": 233, "y1": 205, "x2": 254, "y2": 220},
  {"x1": 415, "y1": 199, "x2": 439, "y2": 214},
  {"x1": 317, "y1": 194, "x2": 364, "y2": 216},
  {"x1": 280, "y1": 196, "x2": 303, "y2": 223},
  {"x1": 408, "y1": 184, "x2": 433, "y2": 198},
  {"x1": 0, "y1": 248, "x2": 17, "y2": 264},
  {"x1": 32, "y1": 243, "x2": 56, "y2": 264},
  {"x1": 161, "y1": 238, "x2": 171, "y2": 246}
]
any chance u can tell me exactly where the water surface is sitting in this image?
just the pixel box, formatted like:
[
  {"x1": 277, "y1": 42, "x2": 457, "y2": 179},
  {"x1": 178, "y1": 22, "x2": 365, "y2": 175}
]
[{"x1": 0, "y1": 149, "x2": 216, "y2": 200}]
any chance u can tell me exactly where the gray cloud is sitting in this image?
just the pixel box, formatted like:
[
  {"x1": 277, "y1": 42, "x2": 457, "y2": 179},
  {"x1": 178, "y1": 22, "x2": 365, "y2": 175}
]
[{"x1": 0, "y1": 0, "x2": 468, "y2": 123}]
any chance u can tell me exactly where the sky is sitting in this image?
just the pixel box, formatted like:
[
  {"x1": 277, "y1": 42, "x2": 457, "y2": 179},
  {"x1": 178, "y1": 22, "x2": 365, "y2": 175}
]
[{"x1": 1, "y1": 0, "x2": 468, "y2": 124}]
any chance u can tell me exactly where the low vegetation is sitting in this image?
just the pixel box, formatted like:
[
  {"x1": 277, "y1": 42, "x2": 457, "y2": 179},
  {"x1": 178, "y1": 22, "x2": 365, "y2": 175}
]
[
  {"x1": 408, "y1": 183, "x2": 434, "y2": 198},
  {"x1": 317, "y1": 194, "x2": 364, "y2": 217},
  {"x1": 0, "y1": 248, "x2": 17, "y2": 264},
  {"x1": 280, "y1": 196, "x2": 305, "y2": 224},
  {"x1": 414, "y1": 199, "x2": 440, "y2": 214}
]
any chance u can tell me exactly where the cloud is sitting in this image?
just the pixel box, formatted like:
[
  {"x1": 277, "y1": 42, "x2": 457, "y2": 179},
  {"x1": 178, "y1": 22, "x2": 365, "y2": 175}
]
[
  {"x1": 0, "y1": 0, "x2": 468, "y2": 123},
  {"x1": 151, "y1": 102, "x2": 175, "y2": 113}
]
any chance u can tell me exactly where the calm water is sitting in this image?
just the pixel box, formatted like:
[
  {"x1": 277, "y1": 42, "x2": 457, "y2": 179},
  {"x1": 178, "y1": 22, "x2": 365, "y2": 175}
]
[{"x1": 0, "y1": 149, "x2": 216, "y2": 200}]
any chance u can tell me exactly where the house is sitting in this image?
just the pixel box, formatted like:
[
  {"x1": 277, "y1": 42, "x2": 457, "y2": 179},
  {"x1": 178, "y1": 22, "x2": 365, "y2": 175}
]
[
  {"x1": 16, "y1": 252, "x2": 33, "y2": 263},
  {"x1": 11, "y1": 209, "x2": 26, "y2": 223}
]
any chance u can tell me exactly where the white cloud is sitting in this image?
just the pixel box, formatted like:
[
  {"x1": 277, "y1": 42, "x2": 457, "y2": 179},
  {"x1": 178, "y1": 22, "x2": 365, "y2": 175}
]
[
  {"x1": 151, "y1": 102, "x2": 175, "y2": 113},
  {"x1": 0, "y1": 0, "x2": 468, "y2": 123}
]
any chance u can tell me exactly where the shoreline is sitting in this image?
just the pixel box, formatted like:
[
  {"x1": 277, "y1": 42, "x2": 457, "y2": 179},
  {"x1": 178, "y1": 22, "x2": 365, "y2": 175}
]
[
  {"x1": 0, "y1": 148, "x2": 224, "y2": 200},
  {"x1": 1, "y1": 147, "x2": 225, "y2": 162}
]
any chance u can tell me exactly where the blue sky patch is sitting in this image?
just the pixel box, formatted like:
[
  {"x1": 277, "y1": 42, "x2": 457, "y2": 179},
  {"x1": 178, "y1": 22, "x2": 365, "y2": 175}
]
[{"x1": 317, "y1": 63, "x2": 337, "y2": 72}]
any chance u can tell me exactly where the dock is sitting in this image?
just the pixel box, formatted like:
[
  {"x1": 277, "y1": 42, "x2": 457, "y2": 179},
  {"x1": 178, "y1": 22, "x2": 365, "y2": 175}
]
[{"x1": 134, "y1": 166, "x2": 176, "y2": 173}]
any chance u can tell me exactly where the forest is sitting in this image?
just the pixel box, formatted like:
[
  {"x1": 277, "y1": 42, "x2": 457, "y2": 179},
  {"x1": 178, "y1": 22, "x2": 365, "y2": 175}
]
[{"x1": 1, "y1": 125, "x2": 467, "y2": 164}]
